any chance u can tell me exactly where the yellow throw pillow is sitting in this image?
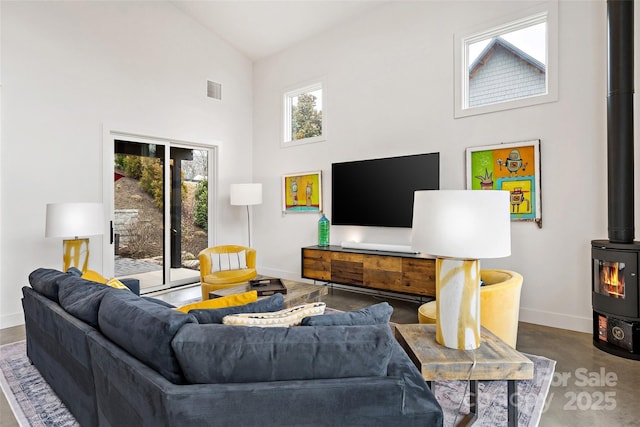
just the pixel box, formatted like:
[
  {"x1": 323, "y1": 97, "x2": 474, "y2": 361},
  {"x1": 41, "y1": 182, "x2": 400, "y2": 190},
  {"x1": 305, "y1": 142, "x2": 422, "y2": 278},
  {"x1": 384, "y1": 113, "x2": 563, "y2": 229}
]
[
  {"x1": 81, "y1": 270, "x2": 130, "y2": 291},
  {"x1": 175, "y1": 291, "x2": 258, "y2": 313},
  {"x1": 81, "y1": 269, "x2": 108, "y2": 284},
  {"x1": 106, "y1": 278, "x2": 131, "y2": 291}
]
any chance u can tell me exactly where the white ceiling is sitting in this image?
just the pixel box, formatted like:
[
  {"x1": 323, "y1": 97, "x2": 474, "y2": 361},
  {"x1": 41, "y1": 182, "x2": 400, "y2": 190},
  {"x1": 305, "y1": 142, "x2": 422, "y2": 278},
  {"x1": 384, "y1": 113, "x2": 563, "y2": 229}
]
[{"x1": 171, "y1": 1, "x2": 387, "y2": 61}]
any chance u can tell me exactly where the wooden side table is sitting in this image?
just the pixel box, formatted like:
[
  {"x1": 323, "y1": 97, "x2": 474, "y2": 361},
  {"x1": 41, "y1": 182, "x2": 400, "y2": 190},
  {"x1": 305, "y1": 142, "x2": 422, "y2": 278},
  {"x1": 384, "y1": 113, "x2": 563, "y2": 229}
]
[{"x1": 395, "y1": 324, "x2": 533, "y2": 427}]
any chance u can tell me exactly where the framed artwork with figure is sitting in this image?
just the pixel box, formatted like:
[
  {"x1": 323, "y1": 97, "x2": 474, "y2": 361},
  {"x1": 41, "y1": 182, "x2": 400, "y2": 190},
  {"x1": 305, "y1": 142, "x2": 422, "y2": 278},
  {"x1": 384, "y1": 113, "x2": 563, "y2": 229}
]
[
  {"x1": 466, "y1": 140, "x2": 542, "y2": 227},
  {"x1": 282, "y1": 171, "x2": 322, "y2": 213}
]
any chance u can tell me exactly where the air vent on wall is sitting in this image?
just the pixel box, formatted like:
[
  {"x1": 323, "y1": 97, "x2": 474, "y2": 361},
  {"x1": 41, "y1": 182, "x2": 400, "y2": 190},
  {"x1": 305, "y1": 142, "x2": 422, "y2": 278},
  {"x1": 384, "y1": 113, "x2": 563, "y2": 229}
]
[{"x1": 207, "y1": 80, "x2": 222, "y2": 100}]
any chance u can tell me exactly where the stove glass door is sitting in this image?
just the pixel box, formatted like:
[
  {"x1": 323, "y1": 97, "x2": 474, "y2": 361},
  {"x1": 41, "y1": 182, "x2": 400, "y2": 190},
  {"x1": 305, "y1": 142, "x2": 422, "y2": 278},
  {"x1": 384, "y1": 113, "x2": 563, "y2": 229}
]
[{"x1": 594, "y1": 260, "x2": 626, "y2": 299}]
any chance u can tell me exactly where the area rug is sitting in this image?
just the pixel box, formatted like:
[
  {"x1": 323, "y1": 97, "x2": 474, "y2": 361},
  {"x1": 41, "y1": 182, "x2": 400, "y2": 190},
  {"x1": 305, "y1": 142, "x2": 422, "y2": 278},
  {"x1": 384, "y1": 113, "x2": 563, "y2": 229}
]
[
  {"x1": 435, "y1": 352, "x2": 555, "y2": 426},
  {"x1": 0, "y1": 340, "x2": 554, "y2": 427}
]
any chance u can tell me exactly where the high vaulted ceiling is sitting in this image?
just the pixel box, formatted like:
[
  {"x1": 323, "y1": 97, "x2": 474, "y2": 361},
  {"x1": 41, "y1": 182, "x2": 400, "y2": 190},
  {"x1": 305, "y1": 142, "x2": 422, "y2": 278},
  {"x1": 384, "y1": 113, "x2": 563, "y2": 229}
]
[{"x1": 171, "y1": 1, "x2": 387, "y2": 61}]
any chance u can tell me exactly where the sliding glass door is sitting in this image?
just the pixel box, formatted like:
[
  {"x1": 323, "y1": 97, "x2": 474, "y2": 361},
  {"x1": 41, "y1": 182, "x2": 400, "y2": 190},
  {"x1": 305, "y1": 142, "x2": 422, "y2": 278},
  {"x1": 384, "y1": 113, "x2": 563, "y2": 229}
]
[{"x1": 108, "y1": 135, "x2": 214, "y2": 293}]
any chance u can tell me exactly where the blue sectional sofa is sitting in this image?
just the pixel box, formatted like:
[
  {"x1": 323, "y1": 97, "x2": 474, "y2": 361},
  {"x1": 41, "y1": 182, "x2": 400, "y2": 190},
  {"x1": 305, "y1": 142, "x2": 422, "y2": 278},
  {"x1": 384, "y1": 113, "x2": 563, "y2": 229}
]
[{"x1": 22, "y1": 268, "x2": 443, "y2": 426}]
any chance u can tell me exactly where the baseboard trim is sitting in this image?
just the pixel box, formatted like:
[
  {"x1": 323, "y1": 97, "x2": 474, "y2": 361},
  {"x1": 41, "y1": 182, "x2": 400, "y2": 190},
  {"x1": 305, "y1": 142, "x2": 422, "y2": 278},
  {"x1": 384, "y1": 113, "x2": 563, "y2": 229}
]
[
  {"x1": 258, "y1": 268, "x2": 301, "y2": 282},
  {"x1": 519, "y1": 307, "x2": 591, "y2": 333},
  {"x1": 0, "y1": 312, "x2": 25, "y2": 330}
]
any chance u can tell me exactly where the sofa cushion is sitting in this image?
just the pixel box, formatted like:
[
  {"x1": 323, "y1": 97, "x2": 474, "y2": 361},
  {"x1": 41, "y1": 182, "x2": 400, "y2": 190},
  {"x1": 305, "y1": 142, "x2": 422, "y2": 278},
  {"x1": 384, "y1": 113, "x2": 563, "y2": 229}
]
[
  {"x1": 28, "y1": 268, "x2": 69, "y2": 302},
  {"x1": 98, "y1": 291, "x2": 196, "y2": 384},
  {"x1": 57, "y1": 275, "x2": 114, "y2": 328},
  {"x1": 222, "y1": 302, "x2": 325, "y2": 327},
  {"x1": 301, "y1": 302, "x2": 393, "y2": 326},
  {"x1": 190, "y1": 293, "x2": 284, "y2": 324},
  {"x1": 172, "y1": 323, "x2": 394, "y2": 384},
  {"x1": 175, "y1": 291, "x2": 258, "y2": 313}
]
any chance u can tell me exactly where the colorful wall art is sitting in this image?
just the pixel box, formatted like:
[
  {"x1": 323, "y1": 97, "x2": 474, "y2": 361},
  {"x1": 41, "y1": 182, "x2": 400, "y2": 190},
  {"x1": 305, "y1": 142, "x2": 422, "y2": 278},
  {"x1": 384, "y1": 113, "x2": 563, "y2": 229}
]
[
  {"x1": 466, "y1": 140, "x2": 541, "y2": 226},
  {"x1": 282, "y1": 171, "x2": 322, "y2": 213}
]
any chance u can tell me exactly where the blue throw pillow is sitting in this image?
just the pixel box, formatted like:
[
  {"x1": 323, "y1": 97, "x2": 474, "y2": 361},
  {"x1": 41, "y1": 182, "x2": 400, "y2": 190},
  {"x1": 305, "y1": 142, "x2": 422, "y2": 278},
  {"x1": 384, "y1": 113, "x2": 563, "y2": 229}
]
[
  {"x1": 172, "y1": 323, "x2": 393, "y2": 384},
  {"x1": 189, "y1": 293, "x2": 284, "y2": 324},
  {"x1": 300, "y1": 302, "x2": 393, "y2": 326}
]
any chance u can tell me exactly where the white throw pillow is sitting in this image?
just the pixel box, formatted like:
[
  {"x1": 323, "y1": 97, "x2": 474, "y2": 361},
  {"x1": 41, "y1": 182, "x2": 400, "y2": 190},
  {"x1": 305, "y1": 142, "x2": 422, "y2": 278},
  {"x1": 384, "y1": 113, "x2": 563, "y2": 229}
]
[
  {"x1": 222, "y1": 302, "x2": 326, "y2": 327},
  {"x1": 211, "y1": 250, "x2": 247, "y2": 272}
]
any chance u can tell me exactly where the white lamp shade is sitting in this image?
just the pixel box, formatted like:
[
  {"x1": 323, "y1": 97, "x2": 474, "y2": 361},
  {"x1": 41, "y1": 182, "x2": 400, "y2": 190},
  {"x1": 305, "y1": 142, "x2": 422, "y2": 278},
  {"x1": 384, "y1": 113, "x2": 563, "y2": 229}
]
[
  {"x1": 230, "y1": 183, "x2": 263, "y2": 206},
  {"x1": 411, "y1": 190, "x2": 511, "y2": 259},
  {"x1": 45, "y1": 202, "x2": 104, "y2": 238}
]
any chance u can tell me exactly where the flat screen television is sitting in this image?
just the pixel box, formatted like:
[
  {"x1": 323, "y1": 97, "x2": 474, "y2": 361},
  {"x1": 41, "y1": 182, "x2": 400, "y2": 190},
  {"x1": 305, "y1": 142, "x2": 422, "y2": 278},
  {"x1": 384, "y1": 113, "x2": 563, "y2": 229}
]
[{"x1": 331, "y1": 153, "x2": 440, "y2": 228}]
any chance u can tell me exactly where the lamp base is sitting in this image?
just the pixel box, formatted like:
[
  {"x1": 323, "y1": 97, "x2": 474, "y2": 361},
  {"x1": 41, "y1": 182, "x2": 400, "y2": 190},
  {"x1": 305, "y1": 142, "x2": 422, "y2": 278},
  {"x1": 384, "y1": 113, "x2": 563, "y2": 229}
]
[
  {"x1": 62, "y1": 238, "x2": 90, "y2": 272},
  {"x1": 435, "y1": 258, "x2": 481, "y2": 350}
]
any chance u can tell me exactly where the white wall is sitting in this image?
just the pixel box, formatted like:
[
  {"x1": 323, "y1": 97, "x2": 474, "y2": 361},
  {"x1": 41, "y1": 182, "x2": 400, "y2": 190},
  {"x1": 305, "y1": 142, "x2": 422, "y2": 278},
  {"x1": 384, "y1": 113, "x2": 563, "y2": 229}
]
[
  {"x1": 253, "y1": 0, "x2": 639, "y2": 333},
  {"x1": 0, "y1": 1, "x2": 253, "y2": 327}
]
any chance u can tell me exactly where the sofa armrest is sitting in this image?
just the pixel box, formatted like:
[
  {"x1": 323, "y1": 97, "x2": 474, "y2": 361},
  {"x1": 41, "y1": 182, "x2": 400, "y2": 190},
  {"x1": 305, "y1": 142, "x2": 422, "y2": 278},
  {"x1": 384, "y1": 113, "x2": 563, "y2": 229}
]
[{"x1": 119, "y1": 278, "x2": 140, "y2": 295}]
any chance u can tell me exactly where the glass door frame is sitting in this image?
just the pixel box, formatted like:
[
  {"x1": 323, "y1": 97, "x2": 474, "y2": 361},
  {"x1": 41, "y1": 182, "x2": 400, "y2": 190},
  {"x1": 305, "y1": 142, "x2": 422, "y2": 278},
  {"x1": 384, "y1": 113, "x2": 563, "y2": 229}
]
[{"x1": 102, "y1": 128, "x2": 218, "y2": 293}]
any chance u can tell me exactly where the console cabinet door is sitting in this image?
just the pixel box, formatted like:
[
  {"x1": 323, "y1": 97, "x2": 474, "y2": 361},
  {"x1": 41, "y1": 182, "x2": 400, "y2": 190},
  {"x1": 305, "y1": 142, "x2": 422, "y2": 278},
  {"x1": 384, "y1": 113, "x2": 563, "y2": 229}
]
[
  {"x1": 402, "y1": 258, "x2": 436, "y2": 296},
  {"x1": 363, "y1": 255, "x2": 402, "y2": 292},
  {"x1": 331, "y1": 252, "x2": 364, "y2": 285},
  {"x1": 302, "y1": 249, "x2": 331, "y2": 281}
]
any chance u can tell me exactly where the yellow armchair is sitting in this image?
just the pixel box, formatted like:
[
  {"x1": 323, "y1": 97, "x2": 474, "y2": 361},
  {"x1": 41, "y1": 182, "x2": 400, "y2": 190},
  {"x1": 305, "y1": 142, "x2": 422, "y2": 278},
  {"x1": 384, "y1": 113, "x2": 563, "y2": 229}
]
[
  {"x1": 199, "y1": 245, "x2": 257, "y2": 300},
  {"x1": 417, "y1": 269, "x2": 523, "y2": 348}
]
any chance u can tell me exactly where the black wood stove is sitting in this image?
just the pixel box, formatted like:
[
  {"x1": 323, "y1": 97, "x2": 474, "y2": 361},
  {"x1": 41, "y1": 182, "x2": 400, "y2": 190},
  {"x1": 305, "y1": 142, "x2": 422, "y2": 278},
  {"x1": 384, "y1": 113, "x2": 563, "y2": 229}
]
[
  {"x1": 592, "y1": 0, "x2": 640, "y2": 360},
  {"x1": 592, "y1": 240, "x2": 640, "y2": 359}
]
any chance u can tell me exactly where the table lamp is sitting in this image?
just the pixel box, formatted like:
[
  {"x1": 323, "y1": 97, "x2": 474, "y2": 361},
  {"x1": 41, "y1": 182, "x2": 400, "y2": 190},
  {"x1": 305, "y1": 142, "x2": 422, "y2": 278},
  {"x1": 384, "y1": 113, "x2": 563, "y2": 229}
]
[
  {"x1": 230, "y1": 183, "x2": 262, "y2": 247},
  {"x1": 45, "y1": 202, "x2": 104, "y2": 272},
  {"x1": 411, "y1": 190, "x2": 511, "y2": 350}
]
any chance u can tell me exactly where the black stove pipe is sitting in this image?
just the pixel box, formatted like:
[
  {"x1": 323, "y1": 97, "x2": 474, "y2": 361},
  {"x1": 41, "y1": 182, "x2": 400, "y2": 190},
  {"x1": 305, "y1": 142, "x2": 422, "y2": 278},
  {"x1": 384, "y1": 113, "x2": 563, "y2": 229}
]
[{"x1": 607, "y1": 0, "x2": 635, "y2": 244}]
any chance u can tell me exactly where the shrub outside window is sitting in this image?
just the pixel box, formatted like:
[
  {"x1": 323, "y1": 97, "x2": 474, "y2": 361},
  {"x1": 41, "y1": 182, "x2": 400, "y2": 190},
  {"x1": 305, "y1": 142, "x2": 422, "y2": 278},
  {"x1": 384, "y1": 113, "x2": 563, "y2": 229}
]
[{"x1": 283, "y1": 81, "x2": 325, "y2": 146}]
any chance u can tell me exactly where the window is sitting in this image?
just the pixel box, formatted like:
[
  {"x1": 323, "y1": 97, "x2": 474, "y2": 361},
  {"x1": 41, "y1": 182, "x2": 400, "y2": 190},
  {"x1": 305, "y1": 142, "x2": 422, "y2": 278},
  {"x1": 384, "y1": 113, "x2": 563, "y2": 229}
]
[
  {"x1": 454, "y1": 3, "x2": 558, "y2": 117},
  {"x1": 283, "y1": 81, "x2": 325, "y2": 146}
]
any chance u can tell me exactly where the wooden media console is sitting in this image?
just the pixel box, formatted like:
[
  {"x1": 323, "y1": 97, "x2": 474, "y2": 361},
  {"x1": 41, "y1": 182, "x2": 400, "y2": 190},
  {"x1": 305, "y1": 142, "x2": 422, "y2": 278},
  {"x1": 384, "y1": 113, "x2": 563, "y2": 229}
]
[{"x1": 301, "y1": 245, "x2": 436, "y2": 298}]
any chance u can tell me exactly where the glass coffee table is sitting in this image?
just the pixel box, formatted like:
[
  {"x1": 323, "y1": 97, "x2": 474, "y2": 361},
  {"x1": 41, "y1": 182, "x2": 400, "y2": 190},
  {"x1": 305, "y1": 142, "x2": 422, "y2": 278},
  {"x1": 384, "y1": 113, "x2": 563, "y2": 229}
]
[{"x1": 209, "y1": 278, "x2": 328, "y2": 308}]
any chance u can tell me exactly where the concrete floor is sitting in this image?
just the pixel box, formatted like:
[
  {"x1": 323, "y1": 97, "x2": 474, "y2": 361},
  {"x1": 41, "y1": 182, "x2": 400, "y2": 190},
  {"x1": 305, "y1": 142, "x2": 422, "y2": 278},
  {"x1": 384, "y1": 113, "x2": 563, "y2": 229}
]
[{"x1": 2, "y1": 285, "x2": 639, "y2": 426}]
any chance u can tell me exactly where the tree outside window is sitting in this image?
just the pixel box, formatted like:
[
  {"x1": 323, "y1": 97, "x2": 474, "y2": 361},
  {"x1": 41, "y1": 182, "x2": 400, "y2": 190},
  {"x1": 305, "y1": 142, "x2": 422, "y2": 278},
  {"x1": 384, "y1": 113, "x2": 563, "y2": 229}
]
[{"x1": 283, "y1": 82, "x2": 325, "y2": 145}]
